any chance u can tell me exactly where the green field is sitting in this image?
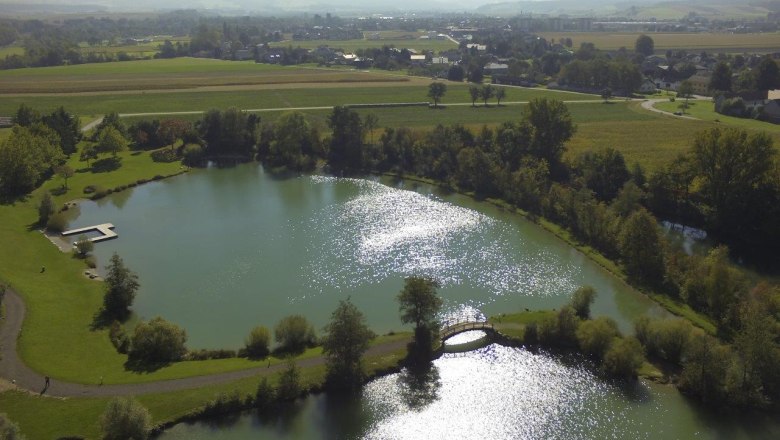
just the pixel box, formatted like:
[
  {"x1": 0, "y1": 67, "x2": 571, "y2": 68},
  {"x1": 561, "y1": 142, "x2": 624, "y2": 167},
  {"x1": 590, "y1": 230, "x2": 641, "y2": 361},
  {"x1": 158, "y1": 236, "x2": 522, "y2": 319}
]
[
  {"x1": 271, "y1": 35, "x2": 456, "y2": 53},
  {"x1": 655, "y1": 100, "x2": 780, "y2": 131},
  {"x1": 0, "y1": 46, "x2": 25, "y2": 58},
  {"x1": 538, "y1": 32, "x2": 780, "y2": 53},
  {"x1": 0, "y1": 58, "x2": 418, "y2": 93},
  {"x1": 0, "y1": 83, "x2": 595, "y2": 116}
]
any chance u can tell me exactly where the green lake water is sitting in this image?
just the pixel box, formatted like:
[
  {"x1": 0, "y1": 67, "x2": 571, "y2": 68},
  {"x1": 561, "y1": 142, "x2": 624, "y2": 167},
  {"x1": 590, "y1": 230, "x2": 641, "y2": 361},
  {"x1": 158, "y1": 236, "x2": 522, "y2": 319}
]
[
  {"x1": 69, "y1": 165, "x2": 778, "y2": 438},
  {"x1": 71, "y1": 164, "x2": 663, "y2": 349}
]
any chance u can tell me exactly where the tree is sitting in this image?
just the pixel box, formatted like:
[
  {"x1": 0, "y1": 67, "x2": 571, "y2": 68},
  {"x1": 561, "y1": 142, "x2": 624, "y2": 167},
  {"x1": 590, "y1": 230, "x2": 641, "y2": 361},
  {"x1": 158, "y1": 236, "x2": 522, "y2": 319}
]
[
  {"x1": 38, "y1": 192, "x2": 54, "y2": 225},
  {"x1": 495, "y1": 87, "x2": 506, "y2": 106},
  {"x1": 576, "y1": 317, "x2": 619, "y2": 359},
  {"x1": 244, "y1": 325, "x2": 271, "y2": 358},
  {"x1": 709, "y1": 62, "x2": 732, "y2": 93},
  {"x1": 569, "y1": 286, "x2": 597, "y2": 319},
  {"x1": 602, "y1": 336, "x2": 645, "y2": 378},
  {"x1": 328, "y1": 106, "x2": 364, "y2": 171},
  {"x1": 43, "y1": 107, "x2": 81, "y2": 155},
  {"x1": 689, "y1": 128, "x2": 776, "y2": 252},
  {"x1": 398, "y1": 276, "x2": 443, "y2": 331},
  {"x1": 601, "y1": 87, "x2": 612, "y2": 103},
  {"x1": 97, "y1": 126, "x2": 129, "y2": 157},
  {"x1": 0, "y1": 413, "x2": 25, "y2": 440},
  {"x1": 521, "y1": 98, "x2": 575, "y2": 172},
  {"x1": 75, "y1": 234, "x2": 94, "y2": 257},
  {"x1": 618, "y1": 208, "x2": 665, "y2": 286},
  {"x1": 55, "y1": 164, "x2": 74, "y2": 189},
  {"x1": 99, "y1": 397, "x2": 151, "y2": 440},
  {"x1": 158, "y1": 118, "x2": 192, "y2": 149},
  {"x1": 634, "y1": 34, "x2": 655, "y2": 57},
  {"x1": 427, "y1": 82, "x2": 447, "y2": 108},
  {"x1": 274, "y1": 315, "x2": 316, "y2": 353},
  {"x1": 755, "y1": 56, "x2": 780, "y2": 91},
  {"x1": 468, "y1": 85, "x2": 480, "y2": 107},
  {"x1": 677, "y1": 81, "x2": 694, "y2": 103},
  {"x1": 322, "y1": 298, "x2": 376, "y2": 392},
  {"x1": 480, "y1": 84, "x2": 494, "y2": 106},
  {"x1": 102, "y1": 253, "x2": 139, "y2": 320},
  {"x1": 0, "y1": 126, "x2": 64, "y2": 197},
  {"x1": 448, "y1": 65, "x2": 464, "y2": 82},
  {"x1": 13, "y1": 103, "x2": 40, "y2": 127},
  {"x1": 269, "y1": 111, "x2": 317, "y2": 170},
  {"x1": 128, "y1": 317, "x2": 187, "y2": 363},
  {"x1": 80, "y1": 144, "x2": 98, "y2": 166},
  {"x1": 364, "y1": 113, "x2": 379, "y2": 145}
]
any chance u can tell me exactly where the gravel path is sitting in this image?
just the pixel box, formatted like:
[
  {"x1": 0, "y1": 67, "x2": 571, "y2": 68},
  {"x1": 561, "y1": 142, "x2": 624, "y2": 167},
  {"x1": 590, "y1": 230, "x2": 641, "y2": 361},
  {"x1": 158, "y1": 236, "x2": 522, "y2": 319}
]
[{"x1": 0, "y1": 288, "x2": 408, "y2": 397}]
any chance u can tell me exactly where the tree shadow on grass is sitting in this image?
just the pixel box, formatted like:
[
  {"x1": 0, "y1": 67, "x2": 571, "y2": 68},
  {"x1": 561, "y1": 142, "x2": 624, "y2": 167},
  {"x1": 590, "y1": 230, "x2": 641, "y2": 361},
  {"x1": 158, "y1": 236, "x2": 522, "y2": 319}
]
[
  {"x1": 124, "y1": 356, "x2": 172, "y2": 373},
  {"x1": 91, "y1": 157, "x2": 122, "y2": 173}
]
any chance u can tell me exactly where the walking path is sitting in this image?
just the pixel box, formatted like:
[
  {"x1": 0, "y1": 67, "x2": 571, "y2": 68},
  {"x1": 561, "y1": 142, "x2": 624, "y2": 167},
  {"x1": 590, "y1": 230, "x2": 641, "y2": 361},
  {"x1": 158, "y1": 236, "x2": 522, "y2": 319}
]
[
  {"x1": 0, "y1": 288, "x2": 408, "y2": 398},
  {"x1": 640, "y1": 98, "x2": 704, "y2": 120}
]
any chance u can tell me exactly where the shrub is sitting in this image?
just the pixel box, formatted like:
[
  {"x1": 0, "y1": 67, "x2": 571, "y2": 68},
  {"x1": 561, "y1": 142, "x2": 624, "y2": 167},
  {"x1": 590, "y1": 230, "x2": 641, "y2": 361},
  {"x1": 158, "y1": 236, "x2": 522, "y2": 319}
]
[
  {"x1": 186, "y1": 349, "x2": 237, "y2": 361},
  {"x1": 128, "y1": 317, "x2": 187, "y2": 364},
  {"x1": 99, "y1": 397, "x2": 151, "y2": 440},
  {"x1": 109, "y1": 321, "x2": 130, "y2": 354},
  {"x1": 182, "y1": 143, "x2": 204, "y2": 166},
  {"x1": 201, "y1": 391, "x2": 244, "y2": 418},
  {"x1": 255, "y1": 377, "x2": 275, "y2": 410},
  {"x1": 75, "y1": 234, "x2": 94, "y2": 257},
  {"x1": 274, "y1": 315, "x2": 316, "y2": 353},
  {"x1": 46, "y1": 212, "x2": 69, "y2": 232},
  {"x1": 38, "y1": 192, "x2": 55, "y2": 225},
  {"x1": 569, "y1": 286, "x2": 597, "y2": 319},
  {"x1": 576, "y1": 317, "x2": 619, "y2": 359},
  {"x1": 150, "y1": 148, "x2": 179, "y2": 163},
  {"x1": 277, "y1": 361, "x2": 302, "y2": 401},
  {"x1": 602, "y1": 337, "x2": 645, "y2": 378},
  {"x1": 244, "y1": 326, "x2": 271, "y2": 358},
  {"x1": 85, "y1": 255, "x2": 97, "y2": 268}
]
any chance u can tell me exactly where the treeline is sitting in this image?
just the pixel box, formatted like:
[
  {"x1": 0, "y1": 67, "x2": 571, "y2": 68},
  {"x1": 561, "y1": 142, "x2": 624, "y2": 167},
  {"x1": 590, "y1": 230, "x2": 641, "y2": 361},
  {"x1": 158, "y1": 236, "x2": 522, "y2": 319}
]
[
  {"x1": 171, "y1": 100, "x2": 778, "y2": 409},
  {"x1": 559, "y1": 58, "x2": 643, "y2": 95},
  {"x1": 0, "y1": 105, "x2": 80, "y2": 198}
]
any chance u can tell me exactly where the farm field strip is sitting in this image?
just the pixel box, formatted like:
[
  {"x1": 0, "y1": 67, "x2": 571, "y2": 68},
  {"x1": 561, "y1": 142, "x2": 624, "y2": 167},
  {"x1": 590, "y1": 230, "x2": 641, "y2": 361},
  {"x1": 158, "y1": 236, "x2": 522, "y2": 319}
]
[{"x1": 537, "y1": 32, "x2": 780, "y2": 52}]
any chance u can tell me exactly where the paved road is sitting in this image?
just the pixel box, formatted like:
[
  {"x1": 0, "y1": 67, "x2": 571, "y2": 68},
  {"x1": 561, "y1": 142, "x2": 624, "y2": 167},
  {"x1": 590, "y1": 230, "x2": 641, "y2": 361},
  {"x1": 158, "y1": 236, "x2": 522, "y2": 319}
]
[{"x1": 0, "y1": 288, "x2": 408, "y2": 397}]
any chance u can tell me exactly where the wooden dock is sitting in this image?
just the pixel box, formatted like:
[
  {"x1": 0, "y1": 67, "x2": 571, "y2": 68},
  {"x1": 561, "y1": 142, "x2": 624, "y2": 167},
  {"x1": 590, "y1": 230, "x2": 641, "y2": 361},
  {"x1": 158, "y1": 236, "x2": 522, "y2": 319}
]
[{"x1": 62, "y1": 223, "x2": 117, "y2": 244}]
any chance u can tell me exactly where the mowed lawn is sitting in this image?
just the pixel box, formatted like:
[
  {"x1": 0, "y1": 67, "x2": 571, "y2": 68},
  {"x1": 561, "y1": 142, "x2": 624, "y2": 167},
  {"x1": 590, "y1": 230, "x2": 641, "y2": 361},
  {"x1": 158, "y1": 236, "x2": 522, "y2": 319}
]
[
  {"x1": 0, "y1": 58, "x2": 415, "y2": 93},
  {"x1": 537, "y1": 32, "x2": 780, "y2": 53}
]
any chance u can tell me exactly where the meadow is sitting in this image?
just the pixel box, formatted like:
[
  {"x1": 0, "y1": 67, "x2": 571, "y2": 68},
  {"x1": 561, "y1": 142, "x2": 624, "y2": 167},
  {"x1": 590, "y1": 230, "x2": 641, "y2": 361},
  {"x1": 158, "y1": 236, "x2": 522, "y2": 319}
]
[
  {"x1": 655, "y1": 100, "x2": 780, "y2": 132},
  {"x1": 537, "y1": 32, "x2": 780, "y2": 53}
]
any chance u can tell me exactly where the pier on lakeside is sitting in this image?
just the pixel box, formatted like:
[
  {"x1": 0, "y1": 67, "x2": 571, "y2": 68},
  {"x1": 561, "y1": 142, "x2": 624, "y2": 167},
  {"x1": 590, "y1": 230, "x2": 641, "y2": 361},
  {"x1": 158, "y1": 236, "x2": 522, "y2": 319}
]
[{"x1": 61, "y1": 223, "x2": 117, "y2": 244}]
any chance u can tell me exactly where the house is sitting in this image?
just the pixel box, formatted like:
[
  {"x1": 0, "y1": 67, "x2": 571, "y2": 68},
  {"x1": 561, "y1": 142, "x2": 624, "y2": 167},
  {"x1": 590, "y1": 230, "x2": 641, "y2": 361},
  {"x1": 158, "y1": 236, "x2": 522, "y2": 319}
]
[
  {"x1": 639, "y1": 78, "x2": 657, "y2": 94},
  {"x1": 466, "y1": 43, "x2": 487, "y2": 52},
  {"x1": 762, "y1": 99, "x2": 780, "y2": 123},
  {"x1": 431, "y1": 56, "x2": 449, "y2": 65},
  {"x1": 410, "y1": 54, "x2": 427, "y2": 66},
  {"x1": 714, "y1": 90, "x2": 769, "y2": 114},
  {"x1": 687, "y1": 73, "x2": 712, "y2": 96},
  {"x1": 483, "y1": 62, "x2": 509, "y2": 75}
]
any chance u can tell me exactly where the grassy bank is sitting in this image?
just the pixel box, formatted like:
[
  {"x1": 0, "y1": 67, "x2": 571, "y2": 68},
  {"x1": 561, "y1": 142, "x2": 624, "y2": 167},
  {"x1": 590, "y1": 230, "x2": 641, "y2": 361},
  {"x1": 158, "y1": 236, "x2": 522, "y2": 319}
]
[{"x1": 0, "y1": 332, "x2": 410, "y2": 440}]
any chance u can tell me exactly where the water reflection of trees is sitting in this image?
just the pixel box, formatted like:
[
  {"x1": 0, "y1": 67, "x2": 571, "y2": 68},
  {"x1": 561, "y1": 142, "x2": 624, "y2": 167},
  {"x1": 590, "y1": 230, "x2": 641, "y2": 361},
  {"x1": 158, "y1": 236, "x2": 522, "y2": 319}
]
[{"x1": 398, "y1": 362, "x2": 442, "y2": 411}]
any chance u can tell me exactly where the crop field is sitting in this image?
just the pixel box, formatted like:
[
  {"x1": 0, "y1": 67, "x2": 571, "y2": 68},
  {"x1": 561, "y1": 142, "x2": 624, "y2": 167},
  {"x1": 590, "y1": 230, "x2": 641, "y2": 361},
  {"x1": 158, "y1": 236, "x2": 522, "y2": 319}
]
[
  {"x1": 271, "y1": 34, "x2": 456, "y2": 53},
  {"x1": 537, "y1": 32, "x2": 780, "y2": 53},
  {"x1": 77, "y1": 44, "x2": 160, "y2": 58},
  {"x1": 635, "y1": 3, "x2": 771, "y2": 20},
  {"x1": 0, "y1": 58, "x2": 419, "y2": 93}
]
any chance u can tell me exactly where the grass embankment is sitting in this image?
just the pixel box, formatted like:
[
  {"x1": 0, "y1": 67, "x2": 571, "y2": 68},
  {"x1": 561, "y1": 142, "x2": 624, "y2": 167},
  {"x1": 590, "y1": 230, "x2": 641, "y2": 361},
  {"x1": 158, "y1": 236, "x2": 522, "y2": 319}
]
[
  {"x1": 537, "y1": 31, "x2": 780, "y2": 52},
  {"x1": 0, "y1": 332, "x2": 410, "y2": 439}
]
